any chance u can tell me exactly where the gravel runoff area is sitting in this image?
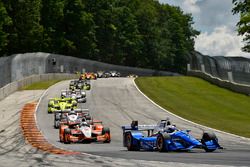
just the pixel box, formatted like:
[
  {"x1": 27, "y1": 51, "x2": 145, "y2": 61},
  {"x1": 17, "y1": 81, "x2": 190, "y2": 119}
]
[{"x1": 0, "y1": 83, "x2": 248, "y2": 166}]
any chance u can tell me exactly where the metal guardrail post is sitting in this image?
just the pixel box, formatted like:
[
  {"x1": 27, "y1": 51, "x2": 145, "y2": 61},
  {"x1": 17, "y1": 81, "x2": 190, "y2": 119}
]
[
  {"x1": 60, "y1": 65, "x2": 64, "y2": 73},
  {"x1": 201, "y1": 64, "x2": 205, "y2": 73},
  {"x1": 187, "y1": 64, "x2": 191, "y2": 71},
  {"x1": 228, "y1": 72, "x2": 234, "y2": 83}
]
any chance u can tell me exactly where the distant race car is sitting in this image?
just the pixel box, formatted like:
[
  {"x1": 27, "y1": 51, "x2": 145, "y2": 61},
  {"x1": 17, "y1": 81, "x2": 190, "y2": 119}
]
[
  {"x1": 109, "y1": 71, "x2": 121, "y2": 77},
  {"x1": 103, "y1": 71, "x2": 112, "y2": 78},
  {"x1": 61, "y1": 89, "x2": 86, "y2": 103},
  {"x1": 127, "y1": 74, "x2": 138, "y2": 78},
  {"x1": 76, "y1": 80, "x2": 91, "y2": 90},
  {"x1": 80, "y1": 72, "x2": 97, "y2": 80},
  {"x1": 122, "y1": 119, "x2": 223, "y2": 152},
  {"x1": 54, "y1": 109, "x2": 91, "y2": 129},
  {"x1": 48, "y1": 97, "x2": 77, "y2": 113},
  {"x1": 59, "y1": 116, "x2": 111, "y2": 144},
  {"x1": 96, "y1": 71, "x2": 105, "y2": 78},
  {"x1": 70, "y1": 80, "x2": 91, "y2": 91},
  {"x1": 69, "y1": 80, "x2": 77, "y2": 90},
  {"x1": 97, "y1": 71, "x2": 112, "y2": 78}
]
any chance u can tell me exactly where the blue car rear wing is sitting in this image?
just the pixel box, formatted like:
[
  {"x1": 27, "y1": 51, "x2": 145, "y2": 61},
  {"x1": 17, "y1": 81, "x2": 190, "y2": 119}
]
[
  {"x1": 122, "y1": 125, "x2": 156, "y2": 131},
  {"x1": 121, "y1": 121, "x2": 156, "y2": 132}
]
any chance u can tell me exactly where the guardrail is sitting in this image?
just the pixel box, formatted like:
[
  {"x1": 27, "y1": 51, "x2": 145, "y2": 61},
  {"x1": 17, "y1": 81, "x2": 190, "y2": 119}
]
[
  {"x1": 0, "y1": 73, "x2": 77, "y2": 101},
  {"x1": 189, "y1": 51, "x2": 250, "y2": 85},
  {"x1": 187, "y1": 70, "x2": 250, "y2": 96}
]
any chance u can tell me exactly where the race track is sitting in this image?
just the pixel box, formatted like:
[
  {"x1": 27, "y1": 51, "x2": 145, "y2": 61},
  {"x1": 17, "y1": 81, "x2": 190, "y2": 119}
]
[{"x1": 36, "y1": 78, "x2": 250, "y2": 166}]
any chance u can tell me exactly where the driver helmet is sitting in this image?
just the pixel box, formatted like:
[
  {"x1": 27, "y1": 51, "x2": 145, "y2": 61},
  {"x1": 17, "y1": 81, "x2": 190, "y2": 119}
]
[
  {"x1": 166, "y1": 125, "x2": 177, "y2": 133},
  {"x1": 69, "y1": 110, "x2": 76, "y2": 115},
  {"x1": 167, "y1": 120, "x2": 171, "y2": 126},
  {"x1": 81, "y1": 121, "x2": 88, "y2": 126},
  {"x1": 82, "y1": 117, "x2": 86, "y2": 122}
]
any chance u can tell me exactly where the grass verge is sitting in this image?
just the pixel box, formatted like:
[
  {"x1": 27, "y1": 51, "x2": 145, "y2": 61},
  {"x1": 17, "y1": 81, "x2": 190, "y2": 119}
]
[
  {"x1": 135, "y1": 76, "x2": 250, "y2": 138},
  {"x1": 21, "y1": 80, "x2": 63, "y2": 90}
]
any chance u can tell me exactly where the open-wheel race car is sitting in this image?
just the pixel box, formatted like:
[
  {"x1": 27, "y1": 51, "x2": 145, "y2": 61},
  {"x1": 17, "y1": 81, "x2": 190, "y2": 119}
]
[
  {"x1": 95, "y1": 71, "x2": 113, "y2": 78},
  {"x1": 109, "y1": 71, "x2": 121, "y2": 77},
  {"x1": 69, "y1": 80, "x2": 78, "y2": 90},
  {"x1": 54, "y1": 109, "x2": 91, "y2": 129},
  {"x1": 59, "y1": 115, "x2": 111, "y2": 144},
  {"x1": 71, "y1": 79, "x2": 91, "y2": 91},
  {"x1": 122, "y1": 119, "x2": 223, "y2": 152},
  {"x1": 126, "y1": 74, "x2": 138, "y2": 78},
  {"x1": 96, "y1": 71, "x2": 105, "y2": 78},
  {"x1": 48, "y1": 97, "x2": 77, "y2": 113},
  {"x1": 61, "y1": 89, "x2": 86, "y2": 103},
  {"x1": 80, "y1": 72, "x2": 97, "y2": 80}
]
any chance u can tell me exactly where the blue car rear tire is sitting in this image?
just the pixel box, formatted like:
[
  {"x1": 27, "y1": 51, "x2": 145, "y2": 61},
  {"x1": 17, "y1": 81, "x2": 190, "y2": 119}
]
[
  {"x1": 157, "y1": 133, "x2": 170, "y2": 152},
  {"x1": 125, "y1": 132, "x2": 139, "y2": 151},
  {"x1": 202, "y1": 132, "x2": 217, "y2": 152}
]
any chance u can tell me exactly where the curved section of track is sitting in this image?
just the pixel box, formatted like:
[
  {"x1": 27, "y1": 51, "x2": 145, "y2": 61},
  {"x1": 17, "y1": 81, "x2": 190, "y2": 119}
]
[{"x1": 36, "y1": 78, "x2": 250, "y2": 166}]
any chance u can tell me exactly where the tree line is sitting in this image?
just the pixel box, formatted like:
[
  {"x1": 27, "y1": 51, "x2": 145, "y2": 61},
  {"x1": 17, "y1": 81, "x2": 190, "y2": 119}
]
[
  {"x1": 233, "y1": 0, "x2": 250, "y2": 53},
  {"x1": 0, "y1": 0, "x2": 199, "y2": 73}
]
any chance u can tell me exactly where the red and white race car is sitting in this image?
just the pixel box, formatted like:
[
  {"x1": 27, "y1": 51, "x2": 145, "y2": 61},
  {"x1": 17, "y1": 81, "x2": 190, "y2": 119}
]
[{"x1": 59, "y1": 115, "x2": 111, "y2": 144}]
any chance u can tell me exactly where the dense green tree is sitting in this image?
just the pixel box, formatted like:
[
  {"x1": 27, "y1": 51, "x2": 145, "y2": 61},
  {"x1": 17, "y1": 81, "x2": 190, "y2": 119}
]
[
  {"x1": 0, "y1": 1, "x2": 11, "y2": 54},
  {"x1": 2, "y1": 0, "x2": 44, "y2": 54},
  {"x1": 41, "y1": 0, "x2": 65, "y2": 53},
  {"x1": 133, "y1": 0, "x2": 160, "y2": 68},
  {"x1": 165, "y1": 6, "x2": 199, "y2": 73},
  {"x1": 112, "y1": 6, "x2": 142, "y2": 66},
  {"x1": 84, "y1": 0, "x2": 143, "y2": 66},
  {"x1": 84, "y1": 0, "x2": 116, "y2": 62},
  {"x1": 155, "y1": 5, "x2": 175, "y2": 71},
  {"x1": 233, "y1": 0, "x2": 250, "y2": 52},
  {"x1": 62, "y1": 0, "x2": 96, "y2": 58}
]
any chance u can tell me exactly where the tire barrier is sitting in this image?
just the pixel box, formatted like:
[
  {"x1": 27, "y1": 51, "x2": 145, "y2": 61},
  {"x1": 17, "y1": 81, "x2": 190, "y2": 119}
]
[{"x1": 20, "y1": 102, "x2": 80, "y2": 155}]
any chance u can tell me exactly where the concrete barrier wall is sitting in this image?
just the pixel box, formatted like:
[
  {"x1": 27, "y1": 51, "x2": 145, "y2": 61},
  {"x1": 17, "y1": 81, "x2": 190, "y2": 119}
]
[
  {"x1": 187, "y1": 70, "x2": 250, "y2": 95},
  {"x1": 0, "y1": 52, "x2": 178, "y2": 100},
  {"x1": 11, "y1": 53, "x2": 50, "y2": 81},
  {"x1": 190, "y1": 51, "x2": 250, "y2": 85},
  {"x1": 46, "y1": 53, "x2": 179, "y2": 76},
  {"x1": 0, "y1": 52, "x2": 178, "y2": 88},
  {"x1": 0, "y1": 56, "x2": 13, "y2": 88},
  {"x1": 0, "y1": 73, "x2": 77, "y2": 101}
]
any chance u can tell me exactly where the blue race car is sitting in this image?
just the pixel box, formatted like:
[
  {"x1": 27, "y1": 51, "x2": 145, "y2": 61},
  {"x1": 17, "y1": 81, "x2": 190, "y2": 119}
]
[{"x1": 121, "y1": 119, "x2": 223, "y2": 152}]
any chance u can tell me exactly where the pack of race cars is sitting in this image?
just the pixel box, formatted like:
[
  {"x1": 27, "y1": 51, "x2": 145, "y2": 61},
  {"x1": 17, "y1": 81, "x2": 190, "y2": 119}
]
[
  {"x1": 78, "y1": 71, "x2": 121, "y2": 79},
  {"x1": 48, "y1": 73, "x2": 111, "y2": 144},
  {"x1": 47, "y1": 71, "x2": 222, "y2": 153}
]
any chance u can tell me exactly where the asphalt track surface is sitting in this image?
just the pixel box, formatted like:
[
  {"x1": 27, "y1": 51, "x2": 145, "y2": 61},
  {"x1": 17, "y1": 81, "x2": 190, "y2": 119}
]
[{"x1": 37, "y1": 78, "x2": 250, "y2": 166}]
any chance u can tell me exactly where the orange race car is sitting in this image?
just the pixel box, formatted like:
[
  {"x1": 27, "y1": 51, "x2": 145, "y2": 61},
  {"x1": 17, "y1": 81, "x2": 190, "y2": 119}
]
[
  {"x1": 79, "y1": 72, "x2": 97, "y2": 80},
  {"x1": 59, "y1": 118, "x2": 111, "y2": 144}
]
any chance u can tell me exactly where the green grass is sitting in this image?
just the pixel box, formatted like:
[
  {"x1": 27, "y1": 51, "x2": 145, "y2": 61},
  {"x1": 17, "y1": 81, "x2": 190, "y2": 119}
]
[
  {"x1": 22, "y1": 80, "x2": 63, "y2": 90},
  {"x1": 135, "y1": 76, "x2": 250, "y2": 138}
]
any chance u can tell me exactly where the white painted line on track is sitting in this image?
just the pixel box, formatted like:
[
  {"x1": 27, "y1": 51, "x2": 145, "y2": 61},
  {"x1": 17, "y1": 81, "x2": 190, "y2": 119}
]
[
  {"x1": 133, "y1": 78, "x2": 250, "y2": 141},
  {"x1": 34, "y1": 88, "x2": 49, "y2": 125}
]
